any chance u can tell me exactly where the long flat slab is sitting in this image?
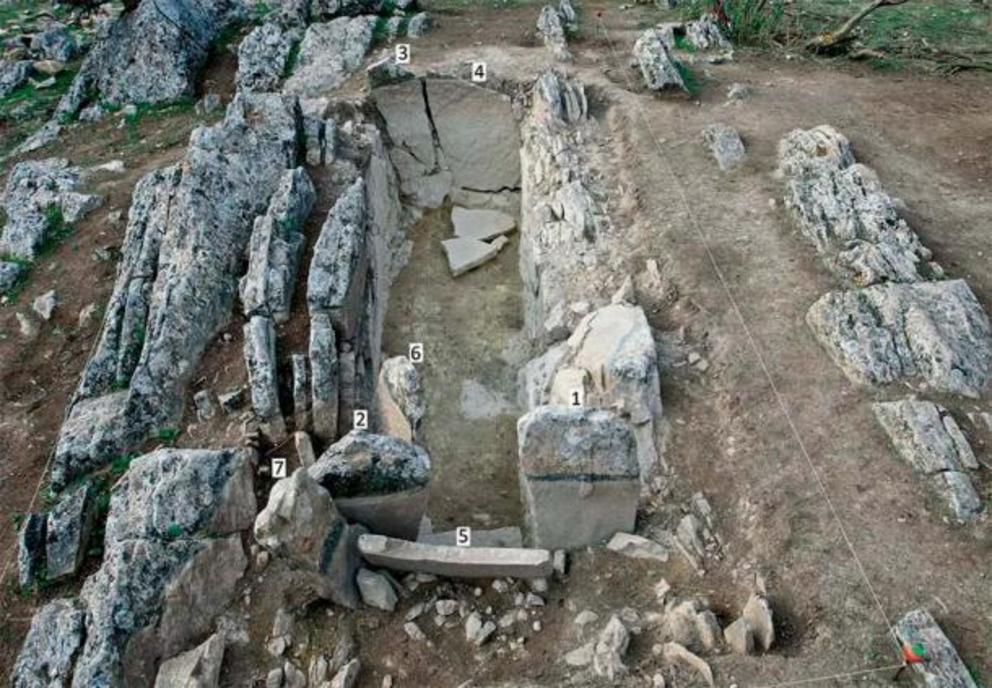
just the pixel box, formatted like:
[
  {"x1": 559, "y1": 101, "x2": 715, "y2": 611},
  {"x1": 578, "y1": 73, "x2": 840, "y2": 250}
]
[
  {"x1": 894, "y1": 608, "x2": 978, "y2": 688},
  {"x1": 358, "y1": 534, "x2": 552, "y2": 579}
]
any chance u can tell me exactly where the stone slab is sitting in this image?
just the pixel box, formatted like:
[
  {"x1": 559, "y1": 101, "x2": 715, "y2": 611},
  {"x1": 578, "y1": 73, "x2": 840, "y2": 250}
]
[
  {"x1": 441, "y1": 236, "x2": 508, "y2": 277},
  {"x1": 452, "y1": 207, "x2": 517, "y2": 242},
  {"x1": 358, "y1": 534, "x2": 552, "y2": 579}
]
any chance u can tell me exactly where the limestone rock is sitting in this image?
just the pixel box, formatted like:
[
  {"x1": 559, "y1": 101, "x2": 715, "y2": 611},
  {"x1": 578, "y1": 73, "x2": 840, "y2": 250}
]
[
  {"x1": 873, "y1": 399, "x2": 983, "y2": 522},
  {"x1": 17, "y1": 512, "x2": 46, "y2": 589},
  {"x1": 0, "y1": 59, "x2": 31, "y2": 98},
  {"x1": 240, "y1": 166, "x2": 315, "y2": 323},
  {"x1": 894, "y1": 608, "x2": 978, "y2": 688},
  {"x1": 154, "y1": 633, "x2": 225, "y2": 688},
  {"x1": 55, "y1": 94, "x2": 302, "y2": 488},
  {"x1": 11, "y1": 599, "x2": 85, "y2": 688},
  {"x1": 452, "y1": 206, "x2": 516, "y2": 242},
  {"x1": 537, "y1": 5, "x2": 570, "y2": 61},
  {"x1": 533, "y1": 68, "x2": 587, "y2": 124},
  {"x1": 663, "y1": 642, "x2": 714, "y2": 687},
  {"x1": 685, "y1": 15, "x2": 731, "y2": 51},
  {"x1": 285, "y1": 17, "x2": 374, "y2": 97},
  {"x1": 31, "y1": 290, "x2": 57, "y2": 320},
  {"x1": 46, "y1": 482, "x2": 98, "y2": 582},
  {"x1": 254, "y1": 468, "x2": 362, "y2": 608},
  {"x1": 374, "y1": 355, "x2": 425, "y2": 442},
  {"x1": 442, "y1": 236, "x2": 509, "y2": 277},
  {"x1": 292, "y1": 354, "x2": 310, "y2": 430},
  {"x1": 406, "y1": 12, "x2": 431, "y2": 38},
  {"x1": 309, "y1": 430, "x2": 431, "y2": 539},
  {"x1": 592, "y1": 615, "x2": 630, "y2": 680},
  {"x1": 194, "y1": 390, "x2": 215, "y2": 421},
  {"x1": 55, "y1": 0, "x2": 241, "y2": 118},
  {"x1": 358, "y1": 534, "x2": 553, "y2": 579},
  {"x1": 517, "y1": 406, "x2": 639, "y2": 549},
  {"x1": 30, "y1": 23, "x2": 78, "y2": 62},
  {"x1": 702, "y1": 123, "x2": 745, "y2": 171},
  {"x1": 330, "y1": 658, "x2": 361, "y2": 688},
  {"x1": 742, "y1": 594, "x2": 774, "y2": 652},
  {"x1": 465, "y1": 611, "x2": 497, "y2": 646},
  {"x1": 633, "y1": 29, "x2": 686, "y2": 92},
  {"x1": 662, "y1": 597, "x2": 722, "y2": 654},
  {"x1": 237, "y1": 22, "x2": 296, "y2": 93},
  {"x1": 806, "y1": 280, "x2": 992, "y2": 398},
  {"x1": 779, "y1": 125, "x2": 940, "y2": 286},
  {"x1": 310, "y1": 312, "x2": 340, "y2": 441},
  {"x1": 606, "y1": 532, "x2": 670, "y2": 562},
  {"x1": 0, "y1": 158, "x2": 102, "y2": 261},
  {"x1": 0, "y1": 259, "x2": 25, "y2": 293},
  {"x1": 244, "y1": 315, "x2": 287, "y2": 440},
  {"x1": 357, "y1": 568, "x2": 398, "y2": 611},
  {"x1": 724, "y1": 617, "x2": 755, "y2": 655}
]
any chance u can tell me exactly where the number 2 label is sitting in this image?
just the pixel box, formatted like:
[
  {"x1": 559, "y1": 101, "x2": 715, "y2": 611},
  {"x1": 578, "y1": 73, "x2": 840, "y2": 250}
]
[{"x1": 353, "y1": 409, "x2": 369, "y2": 430}]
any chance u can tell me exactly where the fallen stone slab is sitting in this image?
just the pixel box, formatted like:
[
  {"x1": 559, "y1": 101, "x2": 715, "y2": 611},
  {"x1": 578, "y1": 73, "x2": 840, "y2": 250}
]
[
  {"x1": 154, "y1": 632, "x2": 225, "y2": 688},
  {"x1": 779, "y1": 125, "x2": 941, "y2": 287},
  {"x1": 420, "y1": 526, "x2": 523, "y2": 549},
  {"x1": 742, "y1": 594, "x2": 775, "y2": 652},
  {"x1": 517, "y1": 406, "x2": 639, "y2": 550},
  {"x1": 873, "y1": 399, "x2": 983, "y2": 523},
  {"x1": 806, "y1": 280, "x2": 992, "y2": 398},
  {"x1": 633, "y1": 29, "x2": 686, "y2": 92},
  {"x1": 442, "y1": 236, "x2": 509, "y2": 277},
  {"x1": 894, "y1": 608, "x2": 978, "y2": 688},
  {"x1": 452, "y1": 206, "x2": 517, "y2": 242},
  {"x1": 309, "y1": 430, "x2": 431, "y2": 540},
  {"x1": 606, "y1": 532, "x2": 671, "y2": 562},
  {"x1": 31, "y1": 23, "x2": 79, "y2": 62},
  {"x1": 702, "y1": 123, "x2": 745, "y2": 171},
  {"x1": 358, "y1": 534, "x2": 553, "y2": 579}
]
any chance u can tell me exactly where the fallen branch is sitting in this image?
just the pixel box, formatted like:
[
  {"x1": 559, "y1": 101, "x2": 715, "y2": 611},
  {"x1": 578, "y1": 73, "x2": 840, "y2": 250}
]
[{"x1": 805, "y1": 0, "x2": 911, "y2": 52}]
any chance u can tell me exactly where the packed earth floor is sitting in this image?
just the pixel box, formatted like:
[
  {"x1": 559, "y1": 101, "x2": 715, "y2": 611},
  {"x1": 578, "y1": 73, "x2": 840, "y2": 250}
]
[{"x1": 0, "y1": 1, "x2": 991, "y2": 687}]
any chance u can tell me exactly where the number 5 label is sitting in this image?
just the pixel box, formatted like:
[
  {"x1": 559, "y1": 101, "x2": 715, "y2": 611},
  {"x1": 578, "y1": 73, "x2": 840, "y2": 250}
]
[{"x1": 456, "y1": 526, "x2": 471, "y2": 547}]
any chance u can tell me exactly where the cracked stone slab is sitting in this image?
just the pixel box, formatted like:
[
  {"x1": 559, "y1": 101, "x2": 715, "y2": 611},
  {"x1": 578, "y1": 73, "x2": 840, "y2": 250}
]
[
  {"x1": 441, "y1": 236, "x2": 509, "y2": 277},
  {"x1": 358, "y1": 534, "x2": 553, "y2": 579},
  {"x1": 452, "y1": 206, "x2": 517, "y2": 242}
]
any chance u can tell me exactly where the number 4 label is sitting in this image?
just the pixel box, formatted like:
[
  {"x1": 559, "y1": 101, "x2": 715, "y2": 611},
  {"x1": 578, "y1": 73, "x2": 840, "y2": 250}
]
[
  {"x1": 353, "y1": 409, "x2": 369, "y2": 430},
  {"x1": 456, "y1": 526, "x2": 471, "y2": 547},
  {"x1": 271, "y1": 457, "x2": 287, "y2": 479},
  {"x1": 395, "y1": 44, "x2": 411, "y2": 65},
  {"x1": 471, "y1": 61, "x2": 487, "y2": 83}
]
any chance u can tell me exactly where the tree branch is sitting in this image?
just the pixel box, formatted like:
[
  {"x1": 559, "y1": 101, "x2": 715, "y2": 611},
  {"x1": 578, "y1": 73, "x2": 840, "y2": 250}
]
[{"x1": 805, "y1": 0, "x2": 912, "y2": 52}]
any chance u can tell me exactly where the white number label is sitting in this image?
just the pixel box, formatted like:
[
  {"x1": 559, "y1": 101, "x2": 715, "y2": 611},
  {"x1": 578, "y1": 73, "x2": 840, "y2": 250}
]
[
  {"x1": 271, "y1": 457, "x2": 287, "y2": 479},
  {"x1": 569, "y1": 388, "x2": 584, "y2": 407},
  {"x1": 395, "y1": 44, "x2": 411, "y2": 65},
  {"x1": 409, "y1": 342, "x2": 424, "y2": 363},
  {"x1": 353, "y1": 409, "x2": 369, "y2": 430},
  {"x1": 471, "y1": 61, "x2": 487, "y2": 83},
  {"x1": 456, "y1": 526, "x2": 471, "y2": 547}
]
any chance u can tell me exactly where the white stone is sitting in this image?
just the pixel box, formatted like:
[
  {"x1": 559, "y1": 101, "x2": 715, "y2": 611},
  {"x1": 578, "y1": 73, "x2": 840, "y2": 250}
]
[
  {"x1": 441, "y1": 236, "x2": 509, "y2": 277},
  {"x1": 452, "y1": 206, "x2": 517, "y2": 242}
]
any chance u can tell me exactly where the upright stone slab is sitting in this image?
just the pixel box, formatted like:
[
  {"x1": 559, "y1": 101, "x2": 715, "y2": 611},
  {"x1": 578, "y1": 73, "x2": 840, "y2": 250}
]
[
  {"x1": 46, "y1": 482, "x2": 98, "y2": 582},
  {"x1": 17, "y1": 512, "x2": 46, "y2": 589},
  {"x1": 633, "y1": 29, "x2": 686, "y2": 92},
  {"x1": 310, "y1": 312, "x2": 340, "y2": 442},
  {"x1": 244, "y1": 315, "x2": 286, "y2": 441},
  {"x1": 309, "y1": 430, "x2": 431, "y2": 540},
  {"x1": 374, "y1": 355, "x2": 425, "y2": 443},
  {"x1": 517, "y1": 406, "x2": 639, "y2": 550}
]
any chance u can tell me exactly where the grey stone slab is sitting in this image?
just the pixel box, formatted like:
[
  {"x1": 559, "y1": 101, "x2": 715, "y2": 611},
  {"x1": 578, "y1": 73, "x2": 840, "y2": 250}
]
[
  {"x1": 441, "y1": 236, "x2": 508, "y2": 277},
  {"x1": 452, "y1": 206, "x2": 517, "y2": 242},
  {"x1": 358, "y1": 534, "x2": 552, "y2": 579}
]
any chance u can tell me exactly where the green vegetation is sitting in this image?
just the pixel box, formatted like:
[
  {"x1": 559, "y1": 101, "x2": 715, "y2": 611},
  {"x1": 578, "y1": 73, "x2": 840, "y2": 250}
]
[
  {"x1": 675, "y1": 61, "x2": 702, "y2": 95},
  {"x1": 110, "y1": 453, "x2": 138, "y2": 478},
  {"x1": 164, "y1": 522, "x2": 184, "y2": 540},
  {"x1": 156, "y1": 427, "x2": 181, "y2": 446},
  {"x1": 283, "y1": 40, "x2": 302, "y2": 78}
]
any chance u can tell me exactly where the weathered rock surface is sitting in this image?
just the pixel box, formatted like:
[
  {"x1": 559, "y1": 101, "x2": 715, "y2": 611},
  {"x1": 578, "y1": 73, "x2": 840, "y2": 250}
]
[
  {"x1": 442, "y1": 235, "x2": 509, "y2": 276},
  {"x1": 54, "y1": 94, "x2": 302, "y2": 489},
  {"x1": 45, "y1": 482, "x2": 98, "y2": 582},
  {"x1": 606, "y1": 532, "x2": 670, "y2": 562},
  {"x1": 873, "y1": 399, "x2": 983, "y2": 522},
  {"x1": 661, "y1": 597, "x2": 722, "y2": 654},
  {"x1": 452, "y1": 206, "x2": 517, "y2": 242},
  {"x1": 0, "y1": 259, "x2": 25, "y2": 293},
  {"x1": 310, "y1": 312, "x2": 340, "y2": 441},
  {"x1": 285, "y1": 17, "x2": 374, "y2": 96},
  {"x1": 592, "y1": 615, "x2": 630, "y2": 680},
  {"x1": 11, "y1": 598, "x2": 85, "y2": 688},
  {"x1": 374, "y1": 355, "x2": 425, "y2": 442},
  {"x1": 702, "y1": 123, "x2": 745, "y2": 171},
  {"x1": 806, "y1": 280, "x2": 992, "y2": 398},
  {"x1": 237, "y1": 22, "x2": 297, "y2": 93},
  {"x1": 240, "y1": 167, "x2": 314, "y2": 322},
  {"x1": 0, "y1": 59, "x2": 32, "y2": 98},
  {"x1": 537, "y1": 4, "x2": 570, "y2": 61},
  {"x1": 14, "y1": 448, "x2": 256, "y2": 687},
  {"x1": 154, "y1": 633, "x2": 225, "y2": 688},
  {"x1": 357, "y1": 568, "x2": 398, "y2": 611},
  {"x1": 633, "y1": 29, "x2": 686, "y2": 92},
  {"x1": 0, "y1": 158, "x2": 102, "y2": 261},
  {"x1": 17, "y1": 512, "x2": 46, "y2": 590},
  {"x1": 779, "y1": 125, "x2": 941, "y2": 286},
  {"x1": 742, "y1": 594, "x2": 775, "y2": 652},
  {"x1": 517, "y1": 406, "x2": 639, "y2": 549},
  {"x1": 245, "y1": 315, "x2": 286, "y2": 439},
  {"x1": 894, "y1": 608, "x2": 978, "y2": 688},
  {"x1": 254, "y1": 468, "x2": 363, "y2": 608},
  {"x1": 685, "y1": 15, "x2": 731, "y2": 51},
  {"x1": 31, "y1": 23, "x2": 78, "y2": 62},
  {"x1": 309, "y1": 430, "x2": 431, "y2": 538},
  {"x1": 55, "y1": 0, "x2": 242, "y2": 119},
  {"x1": 358, "y1": 534, "x2": 553, "y2": 579}
]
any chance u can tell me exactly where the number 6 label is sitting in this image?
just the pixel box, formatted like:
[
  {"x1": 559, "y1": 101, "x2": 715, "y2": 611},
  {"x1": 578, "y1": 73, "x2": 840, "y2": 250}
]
[
  {"x1": 409, "y1": 342, "x2": 424, "y2": 363},
  {"x1": 395, "y1": 44, "x2": 411, "y2": 65}
]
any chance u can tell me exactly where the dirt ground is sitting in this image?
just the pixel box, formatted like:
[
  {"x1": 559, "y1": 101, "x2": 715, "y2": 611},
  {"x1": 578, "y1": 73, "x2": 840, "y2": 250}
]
[{"x1": 2, "y1": 1, "x2": 991, "y2": 686}]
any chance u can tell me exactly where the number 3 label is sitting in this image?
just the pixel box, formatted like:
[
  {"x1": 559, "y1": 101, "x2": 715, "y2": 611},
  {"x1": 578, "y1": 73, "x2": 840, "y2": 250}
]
[{"x1": 396, "y1": 44, "x2": 411, "y2": 65}]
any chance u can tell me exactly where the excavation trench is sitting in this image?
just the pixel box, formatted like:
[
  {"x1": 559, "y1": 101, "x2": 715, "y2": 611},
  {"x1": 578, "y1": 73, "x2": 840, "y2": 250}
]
[{"x1": 373, "y1": 77, "x2": 528, "y2": 531}]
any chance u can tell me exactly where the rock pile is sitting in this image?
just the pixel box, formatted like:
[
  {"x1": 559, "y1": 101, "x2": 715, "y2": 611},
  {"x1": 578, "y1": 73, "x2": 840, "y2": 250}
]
[{"x1": 537, "y1": 0, "x2": 576, "y2": 61}]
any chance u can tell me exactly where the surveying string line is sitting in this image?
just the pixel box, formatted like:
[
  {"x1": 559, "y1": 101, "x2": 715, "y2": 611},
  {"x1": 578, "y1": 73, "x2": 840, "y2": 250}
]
[
  {"x1": 752, "y1": 663, "x2": 906, "y2": 688},
  {"x1": 593, "y1": 14, "x2": 904, "y2": 662}
]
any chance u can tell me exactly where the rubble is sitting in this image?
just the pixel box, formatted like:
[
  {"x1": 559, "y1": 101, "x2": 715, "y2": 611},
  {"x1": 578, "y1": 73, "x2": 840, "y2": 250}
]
[{"x1": 357, "y1": 568, "x2": 399, "y2": 611}]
